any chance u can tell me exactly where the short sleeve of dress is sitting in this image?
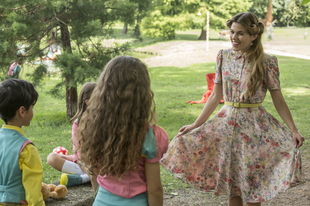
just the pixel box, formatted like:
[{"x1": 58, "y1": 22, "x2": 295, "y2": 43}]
[
  {"x1": 214, "y1": 50, "x2": 223, "y2": 83},
  {"x1": 265, "y1": 55, "x2": 281, "y2": 90},
  {"x1": 142, "y1": 126, "x2": 169, "y2": 163}
]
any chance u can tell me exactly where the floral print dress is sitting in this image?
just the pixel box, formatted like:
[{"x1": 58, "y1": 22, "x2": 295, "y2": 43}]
[{"x1": 160, "y1": 49, "x2": 304, "y2": 203}]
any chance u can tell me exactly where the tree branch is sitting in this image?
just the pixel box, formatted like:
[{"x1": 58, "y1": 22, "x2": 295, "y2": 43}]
[
  {"x1": 88, "y1": 37, "x2": 100, "y2": 51},
  {"x1": 0, "y1": 4, "x2": 29, "y2": 11},
  {"x1": 16, "y1": 45, "x2": 50, "y2": 58}
]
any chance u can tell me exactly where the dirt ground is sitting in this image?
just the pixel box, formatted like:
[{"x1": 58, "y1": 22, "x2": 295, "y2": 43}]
[{"x1": 136, "y1": 40, "x2": 310, "y2": 206}]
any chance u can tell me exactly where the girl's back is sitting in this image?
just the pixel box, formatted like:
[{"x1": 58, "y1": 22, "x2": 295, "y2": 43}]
[
  {"x1": 77, "y1": 56, "x2": 168, "y2": 206},
  {"x1": 95, "y1": 126, "x2": 168, "y2": 205}
]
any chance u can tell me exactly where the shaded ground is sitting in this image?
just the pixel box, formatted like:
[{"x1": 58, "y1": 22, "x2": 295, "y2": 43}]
[{"x1": 137, "y1": 40, "x2": 310, "y2": 206}]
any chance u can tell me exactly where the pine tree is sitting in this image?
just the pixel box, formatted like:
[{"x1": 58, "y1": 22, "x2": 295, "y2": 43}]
[{"x1": 0, "y1": 0, "x2": 136, "y2": 117}]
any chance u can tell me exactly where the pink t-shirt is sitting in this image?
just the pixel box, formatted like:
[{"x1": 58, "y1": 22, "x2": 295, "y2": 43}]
[{"x1": 97, "y1": 126, "x2": 169, "y2": 198}]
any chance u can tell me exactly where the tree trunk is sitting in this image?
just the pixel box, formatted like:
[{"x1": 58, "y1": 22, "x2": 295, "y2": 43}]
[
  {"x1": 121, "y1": 23, "x2": 128, "y2": 34},
  {"x1": 266, "y1": 0, "x2": 273, "y2": 27},
  {"x1": 198, "y1": 28, "x2": 206, "y2": 40},
  {"x1": 60, "y1": 22, "x2": 77, "y2": 117},
  {"x1": 65, "y1": 76, "x2": 77, "y2": 117},
  {"x1": 133, "y1": 24, "x2": 140, "y2": 37},
  {"x1": 133, "y1": 16, "x2": 141, "y2": 37}
]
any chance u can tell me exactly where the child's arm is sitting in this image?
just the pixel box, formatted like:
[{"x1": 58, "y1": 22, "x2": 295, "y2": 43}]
[
  {"x1": 90, "y1": 174, "x2": 99, "y2": 193},
  {"x1": 19, "y1": 144, "x2": 45, "y2": 206},
  {"x1": 145, "y1": 161, "x2": 163, "y2": 206}
]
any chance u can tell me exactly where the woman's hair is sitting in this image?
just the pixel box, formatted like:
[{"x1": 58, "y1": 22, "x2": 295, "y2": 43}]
[
  {"x1": 226, "y1": 12, "x2": 265, "y2": 97},
  {"x1": 70, "y1": 82, "x2": 97, "y2": 124},
  {"x1": 0, "y1": 79, "x2": 38, "y2": 123},
  {"x1": 76, "y1": 56, "x2": 156, "y2": 178}
]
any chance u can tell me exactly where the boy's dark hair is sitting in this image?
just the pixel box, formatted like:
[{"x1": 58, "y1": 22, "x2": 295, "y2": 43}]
[{"x1": 0, "y1": 79, "x2": 38, "y2": 123}]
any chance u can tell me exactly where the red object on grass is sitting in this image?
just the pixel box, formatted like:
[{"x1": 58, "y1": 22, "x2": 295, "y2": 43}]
[
  {"x1": 53, "y1": 146, "x2": 69, "y2": 155},
  {"x1": 186, "y1": 73, "x2": 224, "y2": 104}
]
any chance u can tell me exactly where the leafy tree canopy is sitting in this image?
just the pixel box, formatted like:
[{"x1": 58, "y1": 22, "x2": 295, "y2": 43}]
[
  {"x1": 141, "y1": 0, "x2": 252, "y2": 40},
  {"x1": 249, "y1": 0, "x2": 310, "y2": 27},
  {"x1": 301, "y1": 0, "x2": 310, "y2": 6},
  {"x1": 154, "y1": 0, "x2": 252, "y2": 29}
]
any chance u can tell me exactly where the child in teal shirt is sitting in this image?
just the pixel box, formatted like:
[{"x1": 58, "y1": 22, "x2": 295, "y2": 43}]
[{"x1": 0, "y1": 79, "x2": 44, "y2": 206}]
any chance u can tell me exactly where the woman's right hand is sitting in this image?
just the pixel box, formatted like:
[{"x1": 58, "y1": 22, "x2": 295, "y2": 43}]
[{"x1": 178, "y1": 124, "x2": 196, "y2": 136}]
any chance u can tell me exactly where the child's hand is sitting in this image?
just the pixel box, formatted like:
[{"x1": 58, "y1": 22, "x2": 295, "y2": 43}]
[
  {"x1": 292, "y1": 131, "x2": 304, "y2": 148},
  {"x1": 59, "y1": 154, "x2": 74, "y2": 161}
]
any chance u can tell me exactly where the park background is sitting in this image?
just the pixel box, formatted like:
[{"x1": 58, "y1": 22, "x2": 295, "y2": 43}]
[{"x1": 0, "y1": 0, "x2": 310, "y2": 205}]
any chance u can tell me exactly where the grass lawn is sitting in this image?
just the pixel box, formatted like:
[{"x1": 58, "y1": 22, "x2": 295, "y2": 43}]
[
  {"x1": 1, "y1": 55, "x2": 308, "y2": 192},
  {"x1": 262, "y1": 27, "x2": 310, "y2": 45}
]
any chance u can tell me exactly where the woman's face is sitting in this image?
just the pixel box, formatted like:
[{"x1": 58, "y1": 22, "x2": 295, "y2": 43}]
[{"x1": 230, "y1": 22, "x2": 257, "y2": 54}]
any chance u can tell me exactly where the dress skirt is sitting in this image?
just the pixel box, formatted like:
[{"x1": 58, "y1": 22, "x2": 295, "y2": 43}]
[{"x1": 160, "y1": 105, "x2": 304, "y2": 203}]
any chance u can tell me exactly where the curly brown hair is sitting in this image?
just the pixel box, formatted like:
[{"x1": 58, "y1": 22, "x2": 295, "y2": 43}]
[
  {"x1": 76, "y1": 56, "x2": 156, "y2": 178},
  {"x1": 226, "y1": 12, "x2": 265, "y2": 97}
]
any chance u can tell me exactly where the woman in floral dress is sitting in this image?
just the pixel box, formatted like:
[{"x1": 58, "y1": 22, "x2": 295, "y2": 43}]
[{"x1": 160, "y1": 12, "x2": 305, "y2": 206}]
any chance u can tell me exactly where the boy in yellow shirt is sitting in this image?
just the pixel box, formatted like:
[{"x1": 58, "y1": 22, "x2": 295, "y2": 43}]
[{"x1": 0, "y1": 79, "x2": 45, "y2": 206}]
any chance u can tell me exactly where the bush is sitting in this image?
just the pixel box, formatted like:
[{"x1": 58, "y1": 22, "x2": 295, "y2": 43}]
[{"x1": 141, "y1": 10, "x2": 177, "y2": 40}]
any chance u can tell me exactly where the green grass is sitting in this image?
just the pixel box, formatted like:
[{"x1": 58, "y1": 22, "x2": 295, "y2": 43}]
[
  {"x1": 1, "y1": 55, "x2": 308, "y2": 191},
  {"x1": 262, "y1": 27, "x2": 310, "y2": 45}
]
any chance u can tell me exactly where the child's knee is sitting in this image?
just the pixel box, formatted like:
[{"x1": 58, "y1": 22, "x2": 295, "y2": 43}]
[{"x1": 47, "y1": 153, "x2": 57, "y2": 166}]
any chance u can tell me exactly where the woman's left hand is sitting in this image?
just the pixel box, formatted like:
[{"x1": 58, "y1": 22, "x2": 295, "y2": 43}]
[{"x1": 292, "y1": 131, "x2": 304, "y2": 148}]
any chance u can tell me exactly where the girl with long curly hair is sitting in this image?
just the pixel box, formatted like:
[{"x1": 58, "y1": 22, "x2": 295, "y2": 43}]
[
  {"x1": 76, "y1": 56, "x2": 168, "y2": 206},
  {"x1": 161, "y1": 12, "x2": 304, "y2": 206}
]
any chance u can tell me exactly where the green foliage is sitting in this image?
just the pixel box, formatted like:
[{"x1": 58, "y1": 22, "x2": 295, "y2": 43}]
[
  {"x1": 273, "y1": 0, "x2": 310, "y2": 27},
  {"x1": 156, "y1": 0, "x2": 200, "y2": 16},
  {"x1": 52, "y1": 41, "x2": 130, "y2": 92},
  {"x1": 301, "y1": 0, "x2": 310, "y2": 6},
  {"x1": 143, "y1": 0, "x2": 253, "y2": 41},
  {"x1": 249, "y1": 0, "x2": 310, "y2": 27},
  {"x1": 26, "y1": 64, "x2": 48, "y2": 87},
  {"x1": 0, "y1": 0, "x2": 138, "y2": 116},
  {"x1": 141, "y1": 10, "x2": 178, "y2": 40},
  {"x1": 118, "y1": 0, "x2": 154, "y2": 37},
  {"x1": 248, "y1": 0, "x2": 269, "y2": 20}
]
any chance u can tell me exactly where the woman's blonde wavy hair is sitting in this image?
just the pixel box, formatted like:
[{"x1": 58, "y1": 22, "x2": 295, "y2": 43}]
[
  {"x1": 76, "y1": 56, "x2": 156, "y2": 178},
  {"x1": 226, "y1": 12, "x2": 265, "y2": 97}
]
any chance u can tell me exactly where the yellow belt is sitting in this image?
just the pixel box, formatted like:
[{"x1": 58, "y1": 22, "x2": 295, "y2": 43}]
[{"x1": 224, "y1": 101, "x2": 262, "y2": 108}]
